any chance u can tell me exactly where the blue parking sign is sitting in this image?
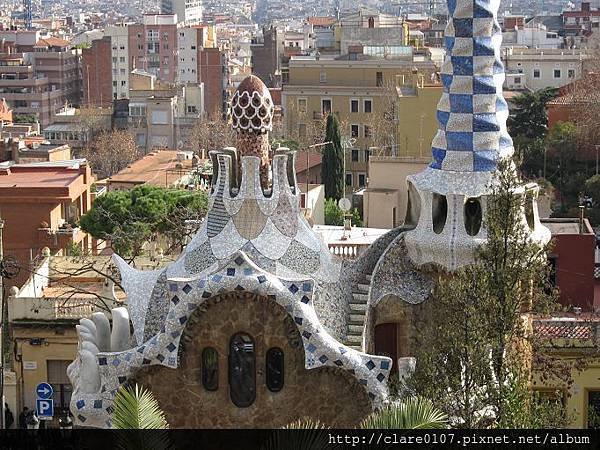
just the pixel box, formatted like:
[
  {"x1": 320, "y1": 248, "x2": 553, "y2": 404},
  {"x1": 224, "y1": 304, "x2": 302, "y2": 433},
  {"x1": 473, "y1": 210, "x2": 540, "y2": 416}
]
[{"x1": 36, "y1": 398, "x2": 53, "y2": 419}]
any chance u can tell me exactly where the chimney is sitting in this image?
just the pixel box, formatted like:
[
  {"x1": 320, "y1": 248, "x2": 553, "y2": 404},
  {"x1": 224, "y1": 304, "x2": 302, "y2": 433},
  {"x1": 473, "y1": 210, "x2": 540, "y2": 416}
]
[{"x1": 582, "y1": 2, "x2": 591, "y2": 12}]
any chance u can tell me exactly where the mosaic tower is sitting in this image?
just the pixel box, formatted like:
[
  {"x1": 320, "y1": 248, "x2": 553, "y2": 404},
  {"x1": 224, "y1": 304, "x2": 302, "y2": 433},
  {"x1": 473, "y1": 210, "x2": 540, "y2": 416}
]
[{"x1": 403, "y1": 0, "x2": 550, "y2": 270}]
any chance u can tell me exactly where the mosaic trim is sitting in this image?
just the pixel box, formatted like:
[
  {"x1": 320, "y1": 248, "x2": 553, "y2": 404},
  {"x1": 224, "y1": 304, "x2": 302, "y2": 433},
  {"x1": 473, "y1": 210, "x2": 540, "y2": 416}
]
[{"x1": 68, "y1": 252, "x2": 391, "y2": 428}]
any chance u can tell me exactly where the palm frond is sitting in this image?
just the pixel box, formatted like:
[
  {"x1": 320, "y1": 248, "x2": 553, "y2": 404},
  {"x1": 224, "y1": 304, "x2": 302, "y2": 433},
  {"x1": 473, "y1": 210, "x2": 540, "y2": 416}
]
[
  {"x1": 360, "y1": 397, "x2": 447, "y2": 429},
  {"x1": 262, "y1": 418, "x2": 331, "y2": 450},
  {"x1": 112, "y1": 384, "x2": 169, "y2": 429}
]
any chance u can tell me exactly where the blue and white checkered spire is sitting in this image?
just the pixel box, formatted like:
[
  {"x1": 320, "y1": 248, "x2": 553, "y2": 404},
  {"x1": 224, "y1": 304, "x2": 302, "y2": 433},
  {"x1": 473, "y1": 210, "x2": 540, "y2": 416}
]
[{"x1": 431, "y1": 0, "x2": 513, "y2": 172}]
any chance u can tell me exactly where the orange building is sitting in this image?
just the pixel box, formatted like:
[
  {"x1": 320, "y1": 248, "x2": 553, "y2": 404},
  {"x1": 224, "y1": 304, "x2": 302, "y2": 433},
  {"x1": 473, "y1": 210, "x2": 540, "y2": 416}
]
[{"x1": 0, "y1": 159, "x2": 95, "y2": 288}]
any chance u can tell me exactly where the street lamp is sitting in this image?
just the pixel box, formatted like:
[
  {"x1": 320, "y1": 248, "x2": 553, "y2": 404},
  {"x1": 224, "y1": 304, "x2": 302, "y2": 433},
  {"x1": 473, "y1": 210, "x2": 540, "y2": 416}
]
[
  {"x1": 342, "y1": 137, "x2": 356, "y2": 196},
  {"x1": 595, "y1": 145, "x2": 600, "y2": 176}
]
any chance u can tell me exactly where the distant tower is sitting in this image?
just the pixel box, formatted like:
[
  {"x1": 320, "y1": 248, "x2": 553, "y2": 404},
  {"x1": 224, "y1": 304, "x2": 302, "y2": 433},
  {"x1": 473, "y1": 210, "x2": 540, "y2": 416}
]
[{"x1": 23, "y1": 0, "x2": 32, "y2": 30}]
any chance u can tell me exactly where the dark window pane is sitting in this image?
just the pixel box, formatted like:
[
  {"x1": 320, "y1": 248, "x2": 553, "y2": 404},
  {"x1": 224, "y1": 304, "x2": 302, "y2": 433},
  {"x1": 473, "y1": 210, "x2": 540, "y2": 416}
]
[
  {"x1": 229, "y1": 333, "x2": 256, "y2": 407},
  {"x1": 266, "y1": 347, "x2": 284, "y2": 392},
  {"x1": 202, "y1": 347, "x2": 219, "y2": 391}
]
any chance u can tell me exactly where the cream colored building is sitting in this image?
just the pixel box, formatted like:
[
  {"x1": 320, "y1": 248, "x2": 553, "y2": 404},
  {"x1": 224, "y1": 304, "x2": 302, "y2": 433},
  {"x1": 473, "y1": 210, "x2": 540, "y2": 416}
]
[
  {"x1": 363, "y1": 156, "x2": 429, "y2": 229},
  {"x1": 129, "y1": 70, "x2": 204, "y2": 151},
  {"x1": 502, "y1": 47, "x2": 587, "y2": 92},
  {"x1": 281, "y1": 54, "x2": 437, "y2": 195}
]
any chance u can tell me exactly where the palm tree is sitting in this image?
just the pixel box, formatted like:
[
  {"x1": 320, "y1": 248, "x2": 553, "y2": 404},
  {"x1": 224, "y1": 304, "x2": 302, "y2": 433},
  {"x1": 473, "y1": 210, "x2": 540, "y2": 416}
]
[
  {"x1": 111, "y1": 383, "x2": 169, "y2": 429},
  {"x1": 360, "y1": 397, "x2": 447, "y2": 429}
]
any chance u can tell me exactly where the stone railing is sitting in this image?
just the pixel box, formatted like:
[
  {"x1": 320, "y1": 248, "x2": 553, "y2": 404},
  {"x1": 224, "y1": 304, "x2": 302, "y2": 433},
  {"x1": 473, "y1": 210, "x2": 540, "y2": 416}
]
[{"x1": 328, "y1": 242, "x2": 369, "y2": 259}]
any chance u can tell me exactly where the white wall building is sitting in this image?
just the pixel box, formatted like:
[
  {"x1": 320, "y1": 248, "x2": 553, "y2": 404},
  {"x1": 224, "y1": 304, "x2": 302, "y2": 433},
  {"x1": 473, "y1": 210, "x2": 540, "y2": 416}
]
[
  {"x1": 502, "y1": 47, "x2": 586, "y2": 91},
  {"x1": 105, "y1": 24, "x2": 130, "y2": 100},
  {"x1": 162, "y1": 0, "x2": 203, "y2": 25},
  {"x1": 177, "y1": 27, "x2": 201, "y2": 84},
  {"x1": 502, "y1": 23, "x2": 562, "y2": 49}
]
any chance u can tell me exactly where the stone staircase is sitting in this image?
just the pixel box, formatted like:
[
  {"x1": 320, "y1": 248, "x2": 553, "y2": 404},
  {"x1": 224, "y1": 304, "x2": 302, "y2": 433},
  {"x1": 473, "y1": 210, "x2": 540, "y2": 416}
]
[{"x1": 343, "y1": 274, "x2": 372, "y2": 351}]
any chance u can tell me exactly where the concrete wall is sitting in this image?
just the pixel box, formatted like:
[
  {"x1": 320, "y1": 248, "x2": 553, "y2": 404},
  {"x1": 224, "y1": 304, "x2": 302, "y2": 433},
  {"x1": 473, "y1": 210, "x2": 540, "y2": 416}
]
[
  {"x1": 363, "y1": 157, "x2": 428, "y2": 229},
  {"x1": 133, "y1": 293, "x2": 372, "y2": 428}
]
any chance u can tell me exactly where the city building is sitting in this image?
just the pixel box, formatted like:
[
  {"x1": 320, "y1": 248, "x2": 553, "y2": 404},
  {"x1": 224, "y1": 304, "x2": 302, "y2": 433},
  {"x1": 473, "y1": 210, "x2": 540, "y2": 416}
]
[
  {"x1": 502, "y1": 47, "x2": 586, "y2": 92},
  {"x1": 128, "y1": 15, "x2": 179, "y2": 85},
  {"x1": 0, "y1": 34, "x2": 83, "y2": 126},
  {"x1": 127, "y1": 69, "x2": 203, "y2": 151},
  {"x1": 281, "y1": 54, "x2": 437, "y2": 193},
  {"x1": 250, "y1": 26, "x2": 283, "y2": 88},
  {"x1": 82, "y1": 37, "x2": 112, "y2": 107},
  {"x1": 362, "y1": 156, "x2": 429, "y2": 229},
  {"x1": 198, "y1": 47, "x2": 226, "y2": 118},
  {"x1": 542, "y1": 217, "x2": 598, "y2": 312},
  {"x1": 161, "y1": 0, "x2": 203, "y2": 25},
  {"x1": 0, "y1": 156, "x2": 95, "y2": 289},
  {"x1": 7, "y1": 255, "x2": 170, "y2": 422},
  {"x1": 105, "y1": 24, "x2": 131, "y2": 101}
]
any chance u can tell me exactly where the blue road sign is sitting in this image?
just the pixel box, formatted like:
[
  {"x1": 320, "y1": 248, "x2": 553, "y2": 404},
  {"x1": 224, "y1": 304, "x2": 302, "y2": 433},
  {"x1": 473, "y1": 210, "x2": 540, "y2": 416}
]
[
  {"x1": 36, "y1": 399, "x2": 53, "y2": 419},
  {"x1": 36, "y1": 382, "x2": 53, "y2": 400}
]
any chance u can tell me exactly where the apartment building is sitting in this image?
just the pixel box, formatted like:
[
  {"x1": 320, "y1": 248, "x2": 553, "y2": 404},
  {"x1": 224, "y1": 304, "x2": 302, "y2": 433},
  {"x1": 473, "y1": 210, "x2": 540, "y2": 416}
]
[
  {"x1": 281, "y1": 54, "x2": 437, "y2": 193},
  {"x1": 106, "y1": 24, "x2": 131, "y2": 100},
  {"x1": 177, "y1": 26, "x2": 202, "y2": 84},
  {"x1": 0, "y1": 156, "x2": 95, "y2": 289},
  {"x1": 199, "y1": 47, "x2": 226, "y2": 118},
  {"x1": 128, "y1": 14, "x2": 179, "y2": 84},
  {"x1": 82, "y1": 37, "x2": 112, "y2": 106},
  {"x1": 0, "y1": 35, "x2": 82, "y2": 126},
  {"x1": 162, "y1": 0, "x2": 203, "y2": 25},
  {"x1": 502, "y1": 47, "x2": 586, "y2": 92},
  {"x1": 128, "y1": 69, "x2": 203, "y2": 151}
]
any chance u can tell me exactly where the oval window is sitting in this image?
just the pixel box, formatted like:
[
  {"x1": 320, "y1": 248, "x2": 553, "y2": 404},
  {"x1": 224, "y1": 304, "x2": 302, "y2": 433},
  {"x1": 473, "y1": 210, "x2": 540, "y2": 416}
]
[
  {"x1": 229, "y1": 333, "x2": 256, "y2": 407},
  {"x1": 432, "y1": 193, "x2": 447, "y2": 234},
  {"x1": 464, "y1": 198, "x2": 482, "y2": 236},
  {"x1": 201, "y1": 347, "x2": 219, "y2": 391},
  {"x1": 266, "y1": 347, "x2": 284, "y2": 392}
]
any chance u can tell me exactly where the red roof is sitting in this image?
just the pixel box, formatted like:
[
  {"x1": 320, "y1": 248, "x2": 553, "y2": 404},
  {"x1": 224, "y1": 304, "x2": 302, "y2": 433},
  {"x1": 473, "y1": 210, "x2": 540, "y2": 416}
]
[
  {"x1": 535, "y1": 323, "x2": 594, "y2": 340},
  {"x1": 34, "y1": 37, "x2": 70, "y2": 48},
  {"x1": 295, "y1": 152, "x2": 322, "y2": 173},
  {"x1": 307, "y1": 16, "x2": 335, "y2": 27}
]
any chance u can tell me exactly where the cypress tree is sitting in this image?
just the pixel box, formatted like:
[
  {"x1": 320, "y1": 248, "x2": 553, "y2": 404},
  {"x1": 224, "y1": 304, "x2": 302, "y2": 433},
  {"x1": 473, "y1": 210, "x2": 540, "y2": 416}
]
[{"x1": 321, "y1": 114, "x2": 344, "y2": 201}]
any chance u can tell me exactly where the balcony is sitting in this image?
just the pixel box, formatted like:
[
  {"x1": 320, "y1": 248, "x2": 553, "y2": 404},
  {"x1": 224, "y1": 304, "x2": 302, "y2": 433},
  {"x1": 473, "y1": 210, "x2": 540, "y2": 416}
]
[
  {"x1": 9, "y1": 296, "x2": 112, "y2": 322},
  {"x1": 37, "y1": 226, "x2": 85, "y2": 249}
]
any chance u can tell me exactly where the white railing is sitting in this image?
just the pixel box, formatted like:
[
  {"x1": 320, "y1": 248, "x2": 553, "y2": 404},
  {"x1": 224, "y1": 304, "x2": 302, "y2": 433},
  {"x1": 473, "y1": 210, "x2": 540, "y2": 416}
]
[{"x1": 328, "y1": 243, "x2": 369, "y2": 259}]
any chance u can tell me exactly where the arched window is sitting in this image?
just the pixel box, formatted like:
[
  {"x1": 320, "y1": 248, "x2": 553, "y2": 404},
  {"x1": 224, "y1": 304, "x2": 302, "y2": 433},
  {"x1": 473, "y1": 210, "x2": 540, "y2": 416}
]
[
  {"x1": 229, "y1": 333, "x2": 256, "y2": 407},
  {"x1": 201, "y1": 347, "x2": 219, "y2": 391},
  {"x1": 432, "y1": 193, "x2": 447, "y2": 234},
  {"x1": 266, "y1": 347, "x2": 284, "y2": 392}
]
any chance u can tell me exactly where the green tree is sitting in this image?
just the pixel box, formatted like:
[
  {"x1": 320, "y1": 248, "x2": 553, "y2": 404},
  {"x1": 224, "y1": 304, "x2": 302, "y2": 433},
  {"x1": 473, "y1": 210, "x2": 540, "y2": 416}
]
[
  {"x1": 409, "y1": 159, "x2": 570, "y2": 428},
  {"x1": 507, "y1": 87, "x2": 558, "y2": 140},
  {"x1": 324, "y1": 198, "x2": 362, "y2": 227},
  {"x1": 321, "y1": 114, "x2": 344, "y2": 201},
  {"x1": 80, "y1": 185, "x2": 208, "y2": 257},
  {"x1": 545, "y1": 121, "x2": 589, "y2": 215}
]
